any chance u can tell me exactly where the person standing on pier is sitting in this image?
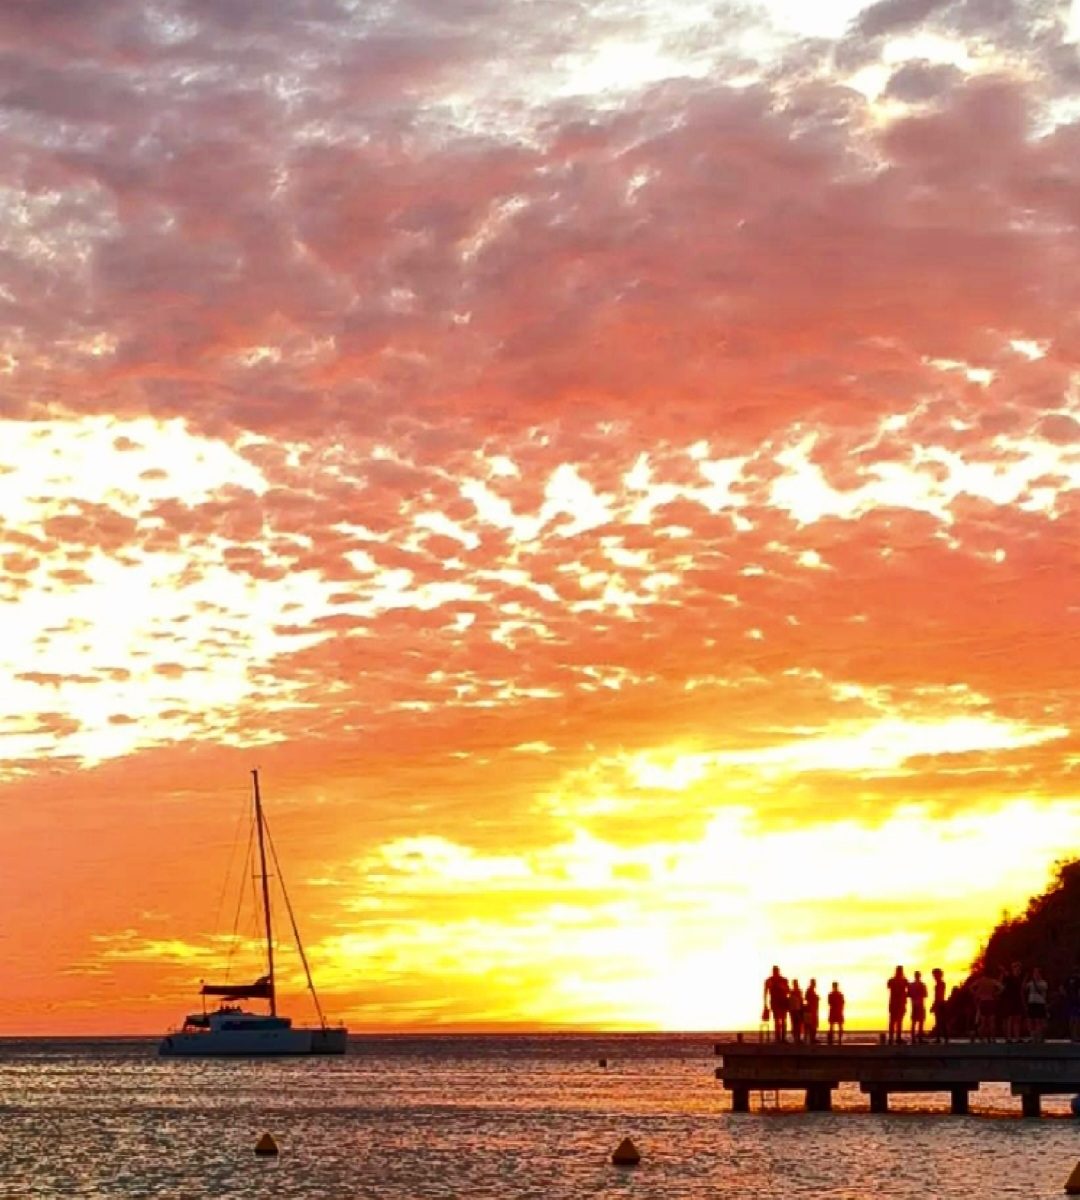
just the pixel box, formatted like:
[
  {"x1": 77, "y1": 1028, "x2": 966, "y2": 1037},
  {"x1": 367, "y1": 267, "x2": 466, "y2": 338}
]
[
  {"x1": 887, "y1": 966, "x2": 909, "y2": 1045},
  {"x1": 909, "y1": 970, "x2": 928, "y2": 1043},
  {"x1": 948, "y1": 984, "x2": 974, "y2": 1039},
  {"x1": 1000, "y1": 962, "x2": 1024, "y2": 1041},
  {"x1": 1064, "y1": 970, "x2": 1080, "y2": 1041},
  {"x1": 805, "y1": 980, "x2": 821, "y2": 1044},
  {"x1": 931, "y1": 968, "x2": 948, "y2": 1042},
  {"x1": 763, "y1": 966, "x2": 791, "y2": 1043},
  {"x1": 1026, "y1": 967, "x2": 1049, "y2": 1042},
  {"x1": 828, "y1": 982, "x2": 845, "y2": 1044},
  {"x1": 789, "y1": 979, "x2": 806, "y2": 1044},
  {"x1": 970, "y1": 969, "x2": 1001, "y2": 1041}
]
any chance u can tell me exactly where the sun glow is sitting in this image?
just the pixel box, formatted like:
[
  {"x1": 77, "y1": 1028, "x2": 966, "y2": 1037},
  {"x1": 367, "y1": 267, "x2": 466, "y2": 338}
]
[{"x1": 216, "y1": 796, "x2": 1079, "y2": 1033}]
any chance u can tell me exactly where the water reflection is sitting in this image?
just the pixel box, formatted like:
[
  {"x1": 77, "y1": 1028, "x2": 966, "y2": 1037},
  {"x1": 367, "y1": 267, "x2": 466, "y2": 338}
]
[{"x1": 0, "y1": 1035, "x2": 1073, "y2": 1198}]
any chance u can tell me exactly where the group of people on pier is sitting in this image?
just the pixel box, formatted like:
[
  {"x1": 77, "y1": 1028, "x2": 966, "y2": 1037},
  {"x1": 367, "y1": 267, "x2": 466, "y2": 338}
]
[
  {"x1": 948, "y1": 962, "x2": 1051, "y2": 1043},
  {"x1": 762, "y1": 968, "x2": 845, "y2": 1045},
  {"x1": 884, "y1": 966, "x2": 946, "y2": 1044},
  {"x1": 889, "y1": 962, "x2": 1052, "y2": 1043},
  {"x1": 763, "y1": 961, "x2": 1056, "y2": 1044}
]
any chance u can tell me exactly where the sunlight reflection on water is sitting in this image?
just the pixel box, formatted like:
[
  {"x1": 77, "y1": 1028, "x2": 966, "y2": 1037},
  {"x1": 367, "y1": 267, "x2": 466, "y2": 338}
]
[{"x1": 0, "y1": 1035, "x2": 1076, "y2": 1198}]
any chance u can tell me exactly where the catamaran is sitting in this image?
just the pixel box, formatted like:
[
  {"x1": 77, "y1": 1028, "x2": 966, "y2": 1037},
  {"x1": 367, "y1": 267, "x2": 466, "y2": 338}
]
[{"x1": 159, "y1": 770, "x2": 348, "y2": 1056}]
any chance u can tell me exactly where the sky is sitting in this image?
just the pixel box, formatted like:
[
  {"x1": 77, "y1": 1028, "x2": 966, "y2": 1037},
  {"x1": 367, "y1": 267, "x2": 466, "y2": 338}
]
[{"x1": 0, "y1": 0, "x2": 1078, "y2": 1035}]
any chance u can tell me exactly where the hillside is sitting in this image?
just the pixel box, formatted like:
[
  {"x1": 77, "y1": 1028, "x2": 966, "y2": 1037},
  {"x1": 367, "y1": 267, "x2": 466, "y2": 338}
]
[{"x1": 971, "y1": 860, "x2": 1080, "y2": 986}]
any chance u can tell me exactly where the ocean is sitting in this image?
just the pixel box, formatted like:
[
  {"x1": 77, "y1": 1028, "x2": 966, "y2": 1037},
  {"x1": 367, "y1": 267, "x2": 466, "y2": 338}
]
[{"x1": 0, "y1": 1033, "x2": 1077, "y2": 1198}]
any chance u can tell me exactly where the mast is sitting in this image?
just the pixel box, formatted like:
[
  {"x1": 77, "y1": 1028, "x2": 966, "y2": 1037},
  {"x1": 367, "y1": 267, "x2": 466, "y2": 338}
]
[{"x1": 251, "y1": 769, "x2": 277, "y2": 1016}]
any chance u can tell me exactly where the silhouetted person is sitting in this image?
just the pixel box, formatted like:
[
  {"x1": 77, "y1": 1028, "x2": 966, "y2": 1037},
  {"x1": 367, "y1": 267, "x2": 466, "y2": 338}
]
[
  {"x1": 970, "y1": 969, "x2": 1001, "y2": 1041},
  {"x1": 1000, "y1": 962, "x2": 1024, "y2": 1042},
  {"x1": 931, "y1": 968, "x2": 948, "y2": 1043},
  {"x1": 1065, "y1": 971, "x2": 1080, "y2": 1041},
  {"x1": 789, "y1": 979, "x2": 805, "y2": 1045},
  {"x1": 909, "y1": 970, "x2": 928, "y2": 1043},
  {"x1": 947, "y1": 984, "x2": 974, "y2": 1039},
  {"x1": 1026, "y1": 967, "x2": 1049, "y2": 1042},
  {"x1": 804, "y1": 979, "x2": 820, "y2": 1045},
  {"x1": 763, "y1": 966, "x2": 790, "y2": 1043},
  {"x1": 827, "y1": 982, "x2": 845, "y2": 1044},
  {"x1": 887, "y1": 966, "x2": 908, "y2": 1045}
]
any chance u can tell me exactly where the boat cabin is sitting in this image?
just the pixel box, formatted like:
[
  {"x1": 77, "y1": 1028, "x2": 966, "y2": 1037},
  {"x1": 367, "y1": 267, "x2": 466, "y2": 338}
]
[{"x1": 181, "y1": 1008, "x2": 294, "y2": 1034}]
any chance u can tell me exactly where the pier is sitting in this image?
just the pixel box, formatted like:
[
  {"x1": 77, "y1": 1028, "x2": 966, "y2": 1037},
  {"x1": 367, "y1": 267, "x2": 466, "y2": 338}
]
[{"x1": 714, "y1": 1037, "x2": 1080, "y2": 1116}]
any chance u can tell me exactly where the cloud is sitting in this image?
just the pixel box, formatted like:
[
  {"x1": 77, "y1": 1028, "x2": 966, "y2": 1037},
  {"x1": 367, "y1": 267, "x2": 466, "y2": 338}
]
[
  {"x1": 853, "y1": 0, "x2": 954, "y2": 38},
  {"x1": 0, "y1": 0, "x2": 1077, "y2": 1031},
  {"x1": 884, "y1": 58, "x2": 965, "y2": 101}
]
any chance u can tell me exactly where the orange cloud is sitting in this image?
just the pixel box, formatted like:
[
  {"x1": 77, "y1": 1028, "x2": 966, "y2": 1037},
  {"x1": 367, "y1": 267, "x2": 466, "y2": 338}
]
[{"x1": 0, "y1": 0, "x2": 1076, "y2": 1033}]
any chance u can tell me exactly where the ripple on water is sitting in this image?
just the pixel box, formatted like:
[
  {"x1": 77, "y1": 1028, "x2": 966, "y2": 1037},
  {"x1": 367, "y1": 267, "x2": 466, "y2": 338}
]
[{"x1": 0, "y1": 1037, "x2": 1077, "y2": 1198}]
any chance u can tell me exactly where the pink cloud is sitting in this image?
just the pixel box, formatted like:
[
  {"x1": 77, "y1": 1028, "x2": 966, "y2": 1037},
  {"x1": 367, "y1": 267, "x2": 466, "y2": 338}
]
[{"x1": 0, "y1": 0, "x2": 1076, "y2": 1029}]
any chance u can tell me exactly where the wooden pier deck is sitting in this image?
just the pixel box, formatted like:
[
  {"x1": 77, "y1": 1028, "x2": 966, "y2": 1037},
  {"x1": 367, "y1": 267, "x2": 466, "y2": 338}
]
[{"x1": 714, "y1": 1037, "x2": 1080, "y2": 1116}]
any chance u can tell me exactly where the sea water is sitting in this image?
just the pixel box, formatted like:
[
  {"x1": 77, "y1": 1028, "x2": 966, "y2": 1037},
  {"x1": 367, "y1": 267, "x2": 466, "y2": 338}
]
[{"x1": 0, "y1": 1033, "x2": 1076, "y2": 1198}]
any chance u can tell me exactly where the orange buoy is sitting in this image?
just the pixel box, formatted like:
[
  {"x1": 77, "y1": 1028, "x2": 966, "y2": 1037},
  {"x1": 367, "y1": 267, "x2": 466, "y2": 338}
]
[
  {"x1": 254, "y1": 1132, "x2": 279, "y2": 1157},
  {"x1": 611, "y1": 1137, "x2": 641, "y2": 1167},
  {"x1": 1065, "y1": 1161, "x2": 1080, "y2": 1194}
]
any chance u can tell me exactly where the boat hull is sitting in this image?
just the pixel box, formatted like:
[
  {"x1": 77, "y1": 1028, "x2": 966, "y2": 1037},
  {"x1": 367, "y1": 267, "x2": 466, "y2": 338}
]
[
  {"x1": 310, "y1": 1027, "x2": 349, "y2": 1055},
  {"x1": 159, "y1": 1027, "x2": 346, "y2": 1056}
]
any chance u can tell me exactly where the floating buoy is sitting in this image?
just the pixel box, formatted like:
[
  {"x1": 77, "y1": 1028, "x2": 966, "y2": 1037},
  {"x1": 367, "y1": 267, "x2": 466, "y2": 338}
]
[
  {"x1": 254, "y1": 1132, "x2": 279, "y2": 1157},
  {"x1": 611, "y1": 1137, "x2": 641, "y2": 1167},
  {"x1": 1065, "y1": 1160, "x2": 1080, "y2": 1194},
  {"x1": 1072, "y1": 1096, "x2": 1080, "y2": 1117},
  {"x1": 599, "y1": 1058, "x2": 608, "y2": 1068}
]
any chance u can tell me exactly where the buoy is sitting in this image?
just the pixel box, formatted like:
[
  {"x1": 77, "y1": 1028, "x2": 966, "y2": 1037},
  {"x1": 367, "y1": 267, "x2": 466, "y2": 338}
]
[
  {"x1": 1071, "y1": 1095, "x2": 1080, "y2": 1117},
  {"x1": 1065, "y1": 1160, "x2": 1080, "y2": 1194},
  {"x1": 611, "y1": 1137, "x2": 641, "y2": 1167},
  {"x1": 599, "y1": 1058, "x2": 608, "y2": 1068},
  {"x1": 254, "y1": 1132, "x2": 279, "y2": 1157}
]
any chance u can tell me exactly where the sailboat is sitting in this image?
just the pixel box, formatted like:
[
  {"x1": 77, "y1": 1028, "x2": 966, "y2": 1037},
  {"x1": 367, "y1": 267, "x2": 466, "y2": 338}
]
[{"x1": 159, "y1": 770, "x2": 348, "y2": 1056}]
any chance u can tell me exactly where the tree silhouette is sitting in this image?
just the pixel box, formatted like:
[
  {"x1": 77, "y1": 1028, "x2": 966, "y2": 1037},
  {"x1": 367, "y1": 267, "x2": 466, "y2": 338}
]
[{"x1": 971, "y1": 860, "x2": 1080, "y2": 987}]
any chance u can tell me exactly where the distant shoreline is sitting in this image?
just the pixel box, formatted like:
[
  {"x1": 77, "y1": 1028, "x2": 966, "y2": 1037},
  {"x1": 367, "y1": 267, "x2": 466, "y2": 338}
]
[{"x1": 0, "y1": 1027, "x2": 904, "y2": 1042}]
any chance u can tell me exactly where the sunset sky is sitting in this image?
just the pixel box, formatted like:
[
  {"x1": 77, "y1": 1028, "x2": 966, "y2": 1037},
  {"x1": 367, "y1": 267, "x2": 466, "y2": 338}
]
[{"x1": 1, "y1": 0, "x2": 1078, "y2": 1035}]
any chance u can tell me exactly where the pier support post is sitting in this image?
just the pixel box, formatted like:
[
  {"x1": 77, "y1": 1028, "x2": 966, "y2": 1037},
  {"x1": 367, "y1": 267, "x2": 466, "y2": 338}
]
[
  {"x1": 1021, "y1": 1091, "x2": 1041, "y2": 1119},
  {"x1": 806, "y1": 1085, "x2": 832, "y2": 1112},
  {"x1": 731, "y1": 1086, "x2": 750, "y2": 1113},
  {"x1": 869, "y1": 1088, "x2": 889, "y2": 1114},
  {"x1": 950, "y1": 1088, "x2": 970, "y2": 1116}
]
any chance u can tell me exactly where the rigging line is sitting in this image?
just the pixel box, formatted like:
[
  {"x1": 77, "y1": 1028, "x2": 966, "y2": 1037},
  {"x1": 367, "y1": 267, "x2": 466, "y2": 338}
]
[
  {"x1": 225, "y1": 813, "x2": 256, "y2": 983},
  {"x1": 263, "y1": 813, "x2": 327, "y2": 1029},
  {"x1": 213, "y1": 788, "x2": 251, "y2": 975}
]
